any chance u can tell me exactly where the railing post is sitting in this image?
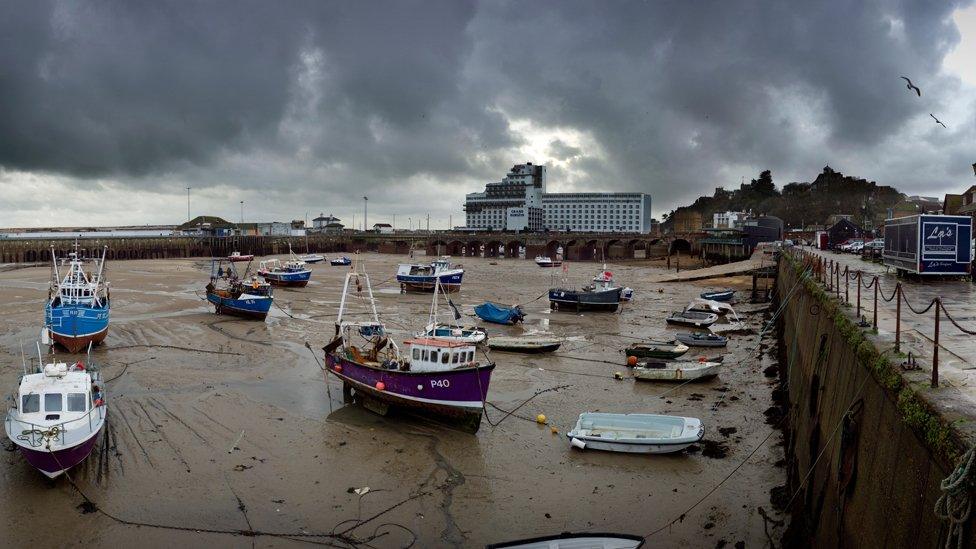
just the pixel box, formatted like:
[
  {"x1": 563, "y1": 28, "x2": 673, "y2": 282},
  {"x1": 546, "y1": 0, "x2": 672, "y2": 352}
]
[
  {"x1": 872, "y1": 277, "x2": 878, "y2": 331},
  {"x1": 856, "y1": 271, "x2": 861, "y2": 317},
  {"x1": 845, "y1": 266, "x2": 849, "y2": 304},
  {"x1": 836, "y1": 265, "x2": 841, "y2": 299},
  {"x1": 895, "y1": 283, "x2": 901, "y2": 353},
  {"x1": 933, "y1": 298, "x2": 940, "y2": 388}
]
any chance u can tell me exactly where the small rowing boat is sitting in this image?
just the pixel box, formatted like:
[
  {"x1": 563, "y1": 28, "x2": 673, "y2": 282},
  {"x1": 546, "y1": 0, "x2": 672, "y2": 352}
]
[
  {"x1": 227, "y1": 251, "x2": 254, "y2": 262},
  {"x1": 625, "y1": 342, "x2": 689, "y2": 360},
  {"x1": 700, "y1": 289, "x2": 734, "y2": 302},
  {"x1": 685, "y1": 298, "x2": 734, "y2": 315},
  {"x1": 666, "y1": 310, "x2": 718, "y2": 328},
  {"x1": 566, "y1": 412, "x2": 704, "y2": 454},
  {"x1": 487, "y1": 336, "x2": 561, "y2": 354},
  {"x1": 330, "y1": 256, "x2": 352, "y2": 266},
  {"x1": 300, "y1": 254, "x2": 325, "y2": 264},
  {"x1": 674, "y1": 332, "x2": 728, "y2": 347},
  {"x1": 487, "y1": 532, "x2": 644, "y2": 549},
  {"x1": 632, "y1": 360, "x2": 722, "y2": 382},
  {"x1": 534, "y1": 256, "x2": 563, "y2": 268}
]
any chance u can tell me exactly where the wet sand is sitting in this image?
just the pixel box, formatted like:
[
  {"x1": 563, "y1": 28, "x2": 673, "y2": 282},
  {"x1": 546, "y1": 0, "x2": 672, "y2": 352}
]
[{"x1": 0, "y1": 254, "x2": 785, "y2": 547}]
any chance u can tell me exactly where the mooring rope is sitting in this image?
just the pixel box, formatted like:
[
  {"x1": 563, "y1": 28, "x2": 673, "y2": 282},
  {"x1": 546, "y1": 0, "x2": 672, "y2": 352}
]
[{"x1": 935, "y1": 445, "x2": 976, "y2": 549}]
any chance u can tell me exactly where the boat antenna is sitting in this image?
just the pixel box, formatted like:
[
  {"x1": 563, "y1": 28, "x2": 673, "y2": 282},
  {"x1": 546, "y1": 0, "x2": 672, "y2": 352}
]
[
  {"x1": 36, "y1": 341, "x2": 43, "y2": 372},
  {"x1": 20, "y1": 341, "x2": 27, "y2": 376},
  {"x1": 86, "y1": 340, "x2": 93, "y2": 368}
]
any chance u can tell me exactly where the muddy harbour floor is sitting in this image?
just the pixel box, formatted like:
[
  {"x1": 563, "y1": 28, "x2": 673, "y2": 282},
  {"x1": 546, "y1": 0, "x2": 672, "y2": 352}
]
[{"x1": 0, "y1": 253, "x2": 787, "y2": 547}]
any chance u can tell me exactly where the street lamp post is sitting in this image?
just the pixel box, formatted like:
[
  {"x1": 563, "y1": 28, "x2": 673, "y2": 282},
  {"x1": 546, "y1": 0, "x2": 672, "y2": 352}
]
[
  {"x1": 363, "y1": 196, "x2": 368, "y2": 232},
  {"x1": 240, "y1": 201, "x2": 244, "y2": 224},
  {"x1": 186, "y1": 187, "x2": 191, "y2": 222}
]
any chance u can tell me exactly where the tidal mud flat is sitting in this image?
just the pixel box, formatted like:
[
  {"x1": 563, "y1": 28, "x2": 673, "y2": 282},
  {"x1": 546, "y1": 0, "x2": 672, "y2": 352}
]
[{"x1": 1, "y1": 254, "x2": 786, "y2": 547}]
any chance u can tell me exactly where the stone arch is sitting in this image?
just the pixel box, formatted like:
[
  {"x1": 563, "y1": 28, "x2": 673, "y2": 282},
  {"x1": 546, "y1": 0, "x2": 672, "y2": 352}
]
[
  {"x1": 467, "y1": 240, "x2": 482, "y2": 257},
  {"x1": 581, "y1": 239, "x2": 600, "y2": 261},
  {"x1": 545, "y1": 240, "x2": 563, "y2": 259},
  {"x1": 627, "y1": 239, "x2": 648, "y2": 259},
  {"x1": 505, "y1": 240, "x2": 523, "y2": 259},
  {"x1": 446, "y1": 240, "x2": 465, "y2": 256},
  {"x1": 604, "y1": 238, "x2": 629, "y2": 260},
  {"x1": 485, "y1": 240, "x2": 503, "y2": 258},
  {"x1": 669, "y1": 238, "x2": 692, "y2": 255}
]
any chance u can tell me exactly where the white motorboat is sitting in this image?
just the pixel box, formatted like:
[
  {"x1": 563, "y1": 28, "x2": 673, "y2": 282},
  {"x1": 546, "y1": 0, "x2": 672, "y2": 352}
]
[
  {"x1": 418, "y1": 322, "x2": 487, "y2": 344},
  {"x1": 567, "y1": 412, "x2": 704, "y2": 454},
  {"x1": 300, "y1": 254, "x2": 325, "y2": 264},
  {"x1": 632, "y1": 360, "x2": 722, "y2": 382},
  {"x1": 534, "y1": 256, "x2": 563, "y2": 268},
  {"x1": 665, "y1": 310, "x2": 719, "y2": 328}
]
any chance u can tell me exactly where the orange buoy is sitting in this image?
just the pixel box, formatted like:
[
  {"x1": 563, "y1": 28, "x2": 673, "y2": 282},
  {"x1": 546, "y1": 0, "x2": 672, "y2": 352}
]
[
  {"x1": 699, "y1": 356, "x2": 707, "y2": 363},
  {"x1": 626, "y1": 356, "x2": 637, "y2": 367},
  {"x1": 375, "y1": 381, "x2": 385, "y2": 391},
  {"x1": 334, "y1": 364, "x2": 342, "y2": 372}
]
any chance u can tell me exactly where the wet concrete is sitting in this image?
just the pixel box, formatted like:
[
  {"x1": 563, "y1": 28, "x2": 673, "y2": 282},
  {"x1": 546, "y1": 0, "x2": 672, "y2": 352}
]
[{"x1": 1, "y1": 254, "x2": 786, "y2": 547}]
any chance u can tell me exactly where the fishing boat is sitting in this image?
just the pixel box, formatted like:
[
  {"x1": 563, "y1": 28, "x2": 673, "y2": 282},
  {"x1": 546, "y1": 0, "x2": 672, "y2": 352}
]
[
  {"x1": 396, "y1": 257, "x2": 464, "y2": 292},
  {"x1": 625, "y1": 342, "x2": 689, "y2": 360},
  {"x1": 633, "y1": 360, "x2": 722, "y2": 382},
  {"x1": 487, "y1": 336, "x2": 562, "y2": 354},
  {"x1": 685, "y1": 298, "x2": 734, "y2": 315},
  {"x1": 488, "y1": 533, "x2": 644, "y2": 549},
  {"x1": 331, "y1": 256, "x2": 352, "y2": 266},
  {"x1": 700, "y1": 289, "x2": 734, "y2": 302},
  {"x1": 44, "y1": 244, "x2": 110, "y2": 353},
  {"x1": 322, "y1": 268, "x2": 494, "y2": 432},
  {"x1": 549, "y1": 266, "x2": 631, "y2": 312},
  {"x1": 534, "y1": 256, "x2": 562, "y2": 268},
  {"x1": 474, "y1": 302, "x2": 525, "y2": 325},
  {"x1": 665, "y1": 310, "x2": 719, "y2": 328},
  {"x1": 300, "y1": 254, "x2": 325, "y2": 264},
  {"x1": 227, "y1": 251, "x2": 254, "y2": 262},
  {"x1": 416, "y1": 278, "x2": 487, "y2": 344},
  {"x1": 205, "y1": 259, "x2": 274, "y2": 319},
  {"x1": 675, "y1": 332, "x2": 728, "y2": 347},
  {"x1": 5, "y1": 347, "x2": 107, "y2": 478},
  {"x1": 566, "y1": 412, "x2": 704, "y2": 454},
  {"x1": 258, "y1": 246, "x2": 312, "y2": 287}
]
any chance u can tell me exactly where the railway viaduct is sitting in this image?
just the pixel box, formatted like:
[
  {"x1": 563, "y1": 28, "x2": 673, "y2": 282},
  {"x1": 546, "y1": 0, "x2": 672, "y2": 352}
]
[{"x1": 0, "y1": 231, "x2": 703, "y2": 264}]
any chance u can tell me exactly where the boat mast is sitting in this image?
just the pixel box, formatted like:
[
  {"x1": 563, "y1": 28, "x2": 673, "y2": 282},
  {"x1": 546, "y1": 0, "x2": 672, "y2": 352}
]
[{"x1": 50, "y1": 246, "x2": 61, "y2": 291}]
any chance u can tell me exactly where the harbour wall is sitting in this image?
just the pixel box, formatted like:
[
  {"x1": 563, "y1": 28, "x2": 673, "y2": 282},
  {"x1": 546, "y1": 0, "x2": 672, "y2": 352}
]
[{"x1": 776, "y1": 253, "x2": 975, "y2": 547}]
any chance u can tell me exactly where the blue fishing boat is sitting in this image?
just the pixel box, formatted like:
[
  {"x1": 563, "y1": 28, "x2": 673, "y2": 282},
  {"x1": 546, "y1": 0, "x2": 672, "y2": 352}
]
[
  {"x1": 44, "y1": 244, "x2": 110, "y2": 353},
  {"x1": 474, "y1": 302, "x2": 525, "y2": 325},
  {"x1": 330, "y1": 256, "x2": 352, "y2": 266},
  {"x1": 258, "y1": 246, "x2": 311, "y2": 287},
  {"x1": 396, "y1": 257, "x2": 464, "y2": 293},
  {"x1": 205, "y1": 260, "x2": 274, "y2": 320},
  {"x1": 700, "y1": 289, "x2": 734, "y2": 302}
]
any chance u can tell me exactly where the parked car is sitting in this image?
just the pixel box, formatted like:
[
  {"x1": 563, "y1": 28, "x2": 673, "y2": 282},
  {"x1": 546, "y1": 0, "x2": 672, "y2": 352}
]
[
  {"x1": 864, "y1": 240, "x2": 884, "y2": 251},
  {"x1": 849, "y1": 241, "x2": 865, "y2": 254}
]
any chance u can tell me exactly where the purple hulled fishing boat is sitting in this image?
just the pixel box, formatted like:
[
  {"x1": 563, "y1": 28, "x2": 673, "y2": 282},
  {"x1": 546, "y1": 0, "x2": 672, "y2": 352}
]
[
  {"x1": 5, "y1": 348, "x2": 106, "y2": 478},
  {"x1": 321, "y1": 264, "x2": 494, "y2": 432}
]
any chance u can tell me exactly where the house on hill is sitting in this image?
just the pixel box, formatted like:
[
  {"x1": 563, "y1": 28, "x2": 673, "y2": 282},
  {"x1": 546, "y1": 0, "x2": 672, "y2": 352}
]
[{"x1": 178, "y1": 216, "x2": 236, "y2": 236}]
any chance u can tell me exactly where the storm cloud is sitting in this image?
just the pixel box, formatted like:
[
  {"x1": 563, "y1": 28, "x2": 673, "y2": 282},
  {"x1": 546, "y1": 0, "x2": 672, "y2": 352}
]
[{"x1": 1, "y1": 0, "x2": 974, "y2": 227}]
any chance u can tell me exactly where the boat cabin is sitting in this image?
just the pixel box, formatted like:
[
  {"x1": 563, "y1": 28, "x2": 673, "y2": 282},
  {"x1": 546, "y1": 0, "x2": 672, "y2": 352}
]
[
  {"x1": 16, "y1": 363, "x2": 99, "y2": 424},
  {"x1": 260, "y1": 258, "x2": 307, "y2": 273},
  {"x1": 403, "y1": 338, "x2": 477, "y2": 372}
]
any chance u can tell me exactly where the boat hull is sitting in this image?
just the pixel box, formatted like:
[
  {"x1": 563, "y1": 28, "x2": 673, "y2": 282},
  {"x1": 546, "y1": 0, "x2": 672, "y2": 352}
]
[
  {"x1": 700, "y1": 290, "x2": 734, "y2": 302},
  {"x1": 17, "y1": 428, "x2": 102, "y2": 478},
  {"x1": 633, "y1": 363, "x2": 721, "y2": 382},
  {"x1": 207, "y1": 292, "x2": 272, "y2": 320},
  {"x1": 568, "y1": 437, "x2": 698, "y2": 454},
  {"x1": 227, "y1": 256, "x2": 254, "y2": 262},
  {"x1": 46, "y1": 302, "x2": 110, "y2": 353},
  {"x1": 325, "y1": 353, "x2": 492, "y2": 431},
  {"x1": 397, "y1": 271, "x2": 464, "y2": 292},
  {"x1": 625, "y1": 348, "x2": 688, "y2": 360},
  {"x1": 331, "y1": 259, "x2": 351, "y2": 266},
  {"x1": 674, "y1": 334, "x2": 728, "y2": 347},
  {"x1": 487, "y1": 342, "x2": 561, "y2": 353},
  {"x1": 549, "y1": 288, "x2": 621, "y2": 312},
  {"x1": 261, "y1": 270, "x2": 311, "y2": 287}
]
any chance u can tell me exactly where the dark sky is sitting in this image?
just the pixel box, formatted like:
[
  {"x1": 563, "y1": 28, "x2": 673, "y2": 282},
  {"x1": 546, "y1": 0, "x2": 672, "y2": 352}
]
[{"x1": 1, "y1": 0, "x2": 974, "y2": 227}]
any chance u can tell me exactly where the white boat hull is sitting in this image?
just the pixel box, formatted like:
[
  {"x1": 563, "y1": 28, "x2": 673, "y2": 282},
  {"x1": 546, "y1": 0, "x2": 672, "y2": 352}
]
[
  {"x1": 633, "y1": 362, "x2": 721, "y2": 382},
  {"x1": 569, "y1": 437, "x2": 697, "y2": 454}
]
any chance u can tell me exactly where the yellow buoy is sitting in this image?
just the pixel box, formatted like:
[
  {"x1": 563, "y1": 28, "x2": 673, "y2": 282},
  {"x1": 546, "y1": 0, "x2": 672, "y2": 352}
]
[
  {"x1": 550, "y1": 426, "x2": 559, "y2": 435},
  {"x1": 614, "y1": 372, "x2": 623, "y2": 380},
  {"x1": 536, "y1": 414, "x2": 547, "y2": 424}
]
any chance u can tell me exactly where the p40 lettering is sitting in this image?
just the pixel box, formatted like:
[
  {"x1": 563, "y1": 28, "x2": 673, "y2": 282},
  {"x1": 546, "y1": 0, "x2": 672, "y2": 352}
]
[{"x1": 430, "y1": 379, "x2": 450, "y2": 388}]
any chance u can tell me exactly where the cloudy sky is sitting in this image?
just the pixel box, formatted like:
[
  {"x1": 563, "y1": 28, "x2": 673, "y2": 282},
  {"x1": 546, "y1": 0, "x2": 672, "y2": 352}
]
[{"x1": 2, "y1": 0, "x2": 976, "y2": 229}]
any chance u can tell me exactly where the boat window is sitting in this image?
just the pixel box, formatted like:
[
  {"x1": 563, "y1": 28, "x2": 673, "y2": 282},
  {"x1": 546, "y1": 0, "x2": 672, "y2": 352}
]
[
  {"x1": 452, "y1": 352, "x2": 460, "y2": 364},
  {"x1": 67, "y1": 393, "x2": 87, "y2": 412},
  {"x1": 422, "y1": 350, "x2": 429, "y2": 361},
  {"x1": 22, "y1": 394, "x2": 39, "y2": 413},
  {"x1": 441, "y1": 352, "x2": 450, "y2": 364},
  {"x1": 467, "y1": 351, "x2": 474, "y2": 362},
  {"x1": 413, "y1": 348, "x2": 420, "y2": 360},
  {"x1": 431, "y1": 350, "x2": 439, "y2": 362},
  {"x1": 44, "y1": 393, "x2": 63, "y2": 412}
]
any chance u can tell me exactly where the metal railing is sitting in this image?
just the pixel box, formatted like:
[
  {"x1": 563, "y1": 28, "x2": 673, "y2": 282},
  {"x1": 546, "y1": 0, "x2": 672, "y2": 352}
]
[
  {"x1": 5, "y1": 397, "x2": 106, "y2": 449},
  {"x1": 788, "y1": 247, "x2": 976, "y2": 388}
]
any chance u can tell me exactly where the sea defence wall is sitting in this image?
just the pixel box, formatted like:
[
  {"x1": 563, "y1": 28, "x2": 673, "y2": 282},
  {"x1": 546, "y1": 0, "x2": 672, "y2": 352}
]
[{"x1": 776, "y1": 252, "x2": 975, "y2": 547}]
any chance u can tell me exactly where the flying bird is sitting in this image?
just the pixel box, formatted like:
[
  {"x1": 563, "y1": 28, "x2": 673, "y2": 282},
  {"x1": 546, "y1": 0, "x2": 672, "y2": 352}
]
[
  {"x1": 929, "y1": 113, "x2": 947, "y2": 128},
  {"x1": 901, "y1": 76, "x2": 921, "y2": 96}
]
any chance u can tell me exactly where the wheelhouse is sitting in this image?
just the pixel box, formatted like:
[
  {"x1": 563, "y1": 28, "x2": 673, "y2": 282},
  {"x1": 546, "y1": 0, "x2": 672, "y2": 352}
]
[{"x1": 403, "y1": 338, "x2": 478, "y2": 373}]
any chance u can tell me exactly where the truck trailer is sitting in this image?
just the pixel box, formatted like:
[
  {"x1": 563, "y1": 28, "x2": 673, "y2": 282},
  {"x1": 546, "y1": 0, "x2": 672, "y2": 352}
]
[{"x1": 883, "y1": 214, "x2": 972, "y2": 276}]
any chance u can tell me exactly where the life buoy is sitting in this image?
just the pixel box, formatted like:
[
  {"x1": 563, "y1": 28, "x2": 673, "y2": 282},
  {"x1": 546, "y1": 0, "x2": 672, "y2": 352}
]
[{"x1": 252, "y1": 281, "x2": 259, "y2": 289}]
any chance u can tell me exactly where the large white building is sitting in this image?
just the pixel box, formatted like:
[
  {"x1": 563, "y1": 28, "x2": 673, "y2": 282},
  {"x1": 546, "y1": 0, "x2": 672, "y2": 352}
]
[
  {"x1": 712, "y1": 211, "x2": 748, "y2": 229},
  {"x1": 464, "y1": 163, "x2": 653, "y2": 233}
]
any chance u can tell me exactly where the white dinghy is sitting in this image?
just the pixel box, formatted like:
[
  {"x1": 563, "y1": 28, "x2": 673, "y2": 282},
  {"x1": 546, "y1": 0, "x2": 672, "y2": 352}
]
[
  {"x1": 566, "y1": 412, "x2": 704, "y2": 454},
  {"x1": 632, "y1": 360, "x2": 722, "y2": 382},
  {"x1": 488, "y1": 532, "x2": 644, "y2": 548}
]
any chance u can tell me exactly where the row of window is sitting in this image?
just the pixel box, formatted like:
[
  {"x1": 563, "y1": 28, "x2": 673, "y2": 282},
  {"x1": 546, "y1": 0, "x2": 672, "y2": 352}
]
[
  {"x1": 22, "y1": 393, "x2": 87, "y2": 413},
  {"x1": 413, "y1": 348, "x2": 475, "y2": 364}
]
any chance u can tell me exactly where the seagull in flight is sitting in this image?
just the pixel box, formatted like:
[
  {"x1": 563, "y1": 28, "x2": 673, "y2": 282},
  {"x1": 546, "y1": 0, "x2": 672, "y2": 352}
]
[
  {"x1": 930, "y1": 113, "x2": 947, "y2": 128},
  {"x1": 901, "y1": 76, "x2": 921, "y2": 96}
]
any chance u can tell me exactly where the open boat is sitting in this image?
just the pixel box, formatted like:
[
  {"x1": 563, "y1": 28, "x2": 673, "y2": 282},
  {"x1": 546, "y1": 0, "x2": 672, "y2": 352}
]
[
  {"x1": 45, "y1": 244, "x2": 110, "y2": 353},
  {"x1": 534, "y1": 256, "x2": 562, "y2": 268},
  {"x1": 633, "y1": 360, "x2": 722, "y2": 382},
  {"x1": 206, "y1": 259, "x2": 274, "y2": 320},
  {"x1": 258, "y1": 245, "x2": 312, "y2": 287},
  {"x1": 322, "y1": 267, "x2": 494, "y2": 432},
  {"x1": 487, "y1": 336, "x2": 561, "y2": 354},
  {"x1": 5, "y1": 347, "x2": 107, "y2": 478},
  {"x1": 566, "y1": 412, "x2": 704, "y2": 454},
  {"x1": 625, "y1": 342, "x2": 689, "y2": 360},
  {"x1": 675, "y1": 332, "x2": 728, "y2": 347},
  {"x1": 300, "y1": 254, "x2": 325, "y2": 264},
  {"x1": 666, "y1": 310, "x2": 718, "y2": 328},
  {"x1": 685, "y1": 298, "x2": 734, "y2": 316},
  {"x1": 487, "y1": 533, "x2": 644, "y2": 549},
  {"x1": 331, "y1": 256, "x2": 352, "y2": 266},
  {"x1": 700, "y1": 289, "x2": 734, "y2": 302},
  {"x1": 396, "y1": 257, "x2": 464, "y2": 292},
  {"x1": 474, "y1": 302, "x2": 525, "y2": 325},
  {"x1": 416, "y1": 278, "x2": 487, "y2": 344},
  {"x1": 227, "y1": 251, "x2": 254, "y2": 262}
]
